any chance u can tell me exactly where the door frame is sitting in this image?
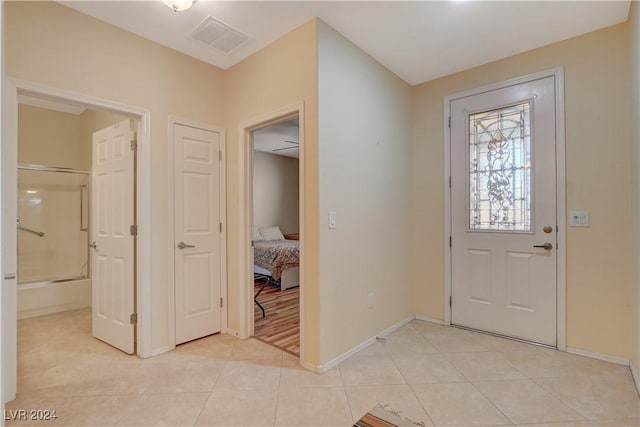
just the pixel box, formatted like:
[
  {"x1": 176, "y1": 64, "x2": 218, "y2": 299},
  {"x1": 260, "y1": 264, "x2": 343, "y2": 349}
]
[
  {"x1": 443, "y1": 68, "x2": 567, "y2": 350},
  {"x1": 238, "y1": 102, "x2": 305, "y2": 361},
  {"x1": 2, "y1": 78, "x2": 152, "y2": 401},
  {"x1": 166, "y1": 116, "x2": 228, "y2": 347}
]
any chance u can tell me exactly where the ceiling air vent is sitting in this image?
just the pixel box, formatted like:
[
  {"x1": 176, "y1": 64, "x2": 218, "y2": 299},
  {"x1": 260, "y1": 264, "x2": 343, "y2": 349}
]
[{"x1": 190, "y1": 16, "x2": 249, "y2": 54}]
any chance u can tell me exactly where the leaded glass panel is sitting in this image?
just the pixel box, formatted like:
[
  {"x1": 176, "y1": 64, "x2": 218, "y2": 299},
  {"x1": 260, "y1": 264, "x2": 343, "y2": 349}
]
[{"x1": 469, "y1": 102, "x2": 531, "y2": 231}]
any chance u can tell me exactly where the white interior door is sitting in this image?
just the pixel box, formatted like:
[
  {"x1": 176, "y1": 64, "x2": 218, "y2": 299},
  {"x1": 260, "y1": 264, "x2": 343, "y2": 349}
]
[
  {"x1": 174, "y1": 123, "x2": 222, "y2": 345},
  {"x1": 92, "y1": 119, "x2": 135, "y2": 354},
  {"x1": 450, "y1": 76, "x2": 557, "y2": 346}
]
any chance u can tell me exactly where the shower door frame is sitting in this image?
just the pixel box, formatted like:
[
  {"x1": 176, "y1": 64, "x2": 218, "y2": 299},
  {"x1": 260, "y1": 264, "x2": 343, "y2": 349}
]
[{"x1": 2, "y1": 78, "x2": 152, "y2": 402}]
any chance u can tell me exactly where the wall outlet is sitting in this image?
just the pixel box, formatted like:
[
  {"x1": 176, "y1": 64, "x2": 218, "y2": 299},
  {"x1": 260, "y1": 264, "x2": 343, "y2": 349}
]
[{"x1": 368, "y1": 293, "x2": 374, "y2": 308}]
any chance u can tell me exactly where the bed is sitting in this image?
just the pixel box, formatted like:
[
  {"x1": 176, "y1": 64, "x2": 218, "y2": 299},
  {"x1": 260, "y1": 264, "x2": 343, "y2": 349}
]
[{"x1": 253, "y1": 239, "x2": 300, "y2": 291}]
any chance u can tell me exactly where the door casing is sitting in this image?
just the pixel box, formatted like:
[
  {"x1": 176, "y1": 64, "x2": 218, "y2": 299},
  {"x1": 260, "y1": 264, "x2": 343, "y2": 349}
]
[
  {"x1": 443, "y1": 68, "x2": 567, "y2": 350},
  {"x1": 2, "y1": 78, "x2": 152, "y2": 402},
  {"x1": 167, "y1": 116, "x2": 227, "y2": 348}
]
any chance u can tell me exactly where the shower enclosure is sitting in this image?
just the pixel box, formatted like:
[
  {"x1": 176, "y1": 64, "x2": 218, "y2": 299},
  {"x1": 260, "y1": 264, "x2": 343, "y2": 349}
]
[{"x1": 17, "y1": 164, "x2": 92, "y2": 318}]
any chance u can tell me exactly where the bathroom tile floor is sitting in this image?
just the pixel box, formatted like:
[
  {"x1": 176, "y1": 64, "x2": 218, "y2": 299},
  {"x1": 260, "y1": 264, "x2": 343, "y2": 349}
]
[{"x1": 6, "y1": 308, "x2": 640, "y2": 426}]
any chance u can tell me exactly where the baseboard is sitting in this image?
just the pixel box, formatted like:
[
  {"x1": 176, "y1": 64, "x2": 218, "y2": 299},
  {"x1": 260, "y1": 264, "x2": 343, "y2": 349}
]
[
  {"x1": 565, "y1": 346, "x2": 630, "y2": 366},
  {"x1": 311, "y1": 315, "x2": 415, "y2": 373},
  {"x1": 631, "y1": 362, "x2": 640, "y2": 397},
  {"x1": 414, "y1": 314, "x2": 446, "y2": 325},
  {"x1": 223, "y1": 328, "x2": 240, "y2": 337},
  {"x1": 147, "y1": 345, "x2": 174, "y2": 358}
]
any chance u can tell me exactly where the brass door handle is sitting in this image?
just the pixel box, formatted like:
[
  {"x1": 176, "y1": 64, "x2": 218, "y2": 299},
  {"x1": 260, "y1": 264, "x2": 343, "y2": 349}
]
[{"x1": 533, "y1": 242, "x2": 553, "y2": 250}]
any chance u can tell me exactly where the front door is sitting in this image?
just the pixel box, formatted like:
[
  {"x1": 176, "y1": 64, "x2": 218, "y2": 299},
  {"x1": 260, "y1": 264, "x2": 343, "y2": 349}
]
[
  {"x1": 450, "y1": 76, "x2": 557, "y2": 346},
  {"x1": 91, "y1": 119, "x2": 136, "y2": 354},
  {"x1": 173, "y1": 123, "x2": 223, "y2": 345}
]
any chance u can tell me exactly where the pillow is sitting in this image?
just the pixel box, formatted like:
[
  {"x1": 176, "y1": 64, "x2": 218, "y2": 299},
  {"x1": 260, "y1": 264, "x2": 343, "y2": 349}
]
[
  {"x1": 253, "y1": 226, "x2": 265, "y2": 241},
  {"x1": 259, "y1": 226, "x2": 285, "y2": 241}
]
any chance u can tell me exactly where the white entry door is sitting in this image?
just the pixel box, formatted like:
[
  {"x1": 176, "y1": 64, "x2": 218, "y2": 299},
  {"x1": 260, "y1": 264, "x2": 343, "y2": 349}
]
[
  {"x1": 450, "y1": 76, "x2": 557, "y2": 346},
  {"x1": 174, "y1": 123, "x2": 223, "y2": 345},
  {"x1": 92, "y1": 119, "x2": 135, "y2": 354}
]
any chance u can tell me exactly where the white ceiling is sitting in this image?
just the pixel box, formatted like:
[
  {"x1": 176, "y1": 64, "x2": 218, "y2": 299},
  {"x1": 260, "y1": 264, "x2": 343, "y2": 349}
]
[
  {"x1": 60, "y1": 1, "x2": 631, "y2": 86},
  {"x1": 253, "y1": 118, "x2": 300, "y2": 159}
]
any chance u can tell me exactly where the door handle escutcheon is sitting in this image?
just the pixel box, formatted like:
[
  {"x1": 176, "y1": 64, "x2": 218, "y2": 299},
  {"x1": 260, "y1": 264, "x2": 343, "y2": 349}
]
[
  {"x1": 177, "y1": 242, "x2": 195, "y2": 250},
  {"x1": 533, "y1": 242, "x2": 553, "y2": 250}
]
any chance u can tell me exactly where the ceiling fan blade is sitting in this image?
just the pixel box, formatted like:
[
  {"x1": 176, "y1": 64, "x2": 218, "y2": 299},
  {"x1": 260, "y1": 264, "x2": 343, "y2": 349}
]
[{"x1": 272, "y1": 146, "x2": 300, "y2": 152}]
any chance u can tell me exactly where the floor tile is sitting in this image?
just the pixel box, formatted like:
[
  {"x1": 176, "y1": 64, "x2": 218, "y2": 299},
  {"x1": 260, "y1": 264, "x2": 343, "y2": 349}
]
[
  {"x1": 393, "y1": 353, "x2": 467, "y2": 385},
  {"x1": 339, "y1": 354, "x2": 406, "y2": 386},
  {"x1": 115, "y1": 392, "x2": 209, "y2": 426},
  {"x1": 346, "y1": 384, "x2": 434, "y2": 426},
  {"x1": 534, "y1": 375, "x2": 640, "y2": 420},
  {"x1": 513, "y1": 420, "x2": 640, "y2": 426},
  {"x1": 214, "y1": 360, "x2": 281, "y2": 391},
  {"x1": 412, "y1": 382, "x2": 510, "y2": 426},
  {"x1": 195, "y1": 388, "x2": 277, "y2": 426},
  {"x1": 474, "y1": 379, "x2": 584, "y2": 424},
  {"x1": 227, "y1": 338, "x2": 284, "y2": 364},
  {"x1": 275, "y1": 386, "x2": 353, "y2": 427},
  {"x1": 446, "y1": 352, "x2": 525, "y2": 381},
  {"x1": 144, "y1": 359, "x2": 226, "y2": 394},
  {"x1": 425, "y1": 332, "x2": 489, "y2": 353},
  {"x1": 383, "y1": 332, "x2": 439, "y2": 360}
]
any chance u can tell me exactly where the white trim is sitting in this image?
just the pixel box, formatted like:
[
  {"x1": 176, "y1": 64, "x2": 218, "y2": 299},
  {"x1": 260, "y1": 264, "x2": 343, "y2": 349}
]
[
  {"x1": 238, "y1": 102, "x2": 306, "y2": 363},
  {"x1": 305, "y1": 315, "x2": 414, "y2": 374},
  {"x1": 167, "y1": 116, "x2": 228, "y2": 348},
  {"x1": 148, "y1": 345, "x2": 174, "y2": 358},
  {"x1": 631, "y1": 362, "x2": 640, "y2": 397},
  {"x1": 443, "y1": 67, "x2": 567, "y2": 349},
  {"x1": 414, "y1": 314, "x2": 446, "y2": 325},
  {"x1": 2, "y1": 79, "x2": 152, "y2": 365},
  {"x1": 565, "y1": 347, "x2": 630, "y2": 366},
  {"x1": 223, "y1": 327, "x2": 239, "y2": 337}
]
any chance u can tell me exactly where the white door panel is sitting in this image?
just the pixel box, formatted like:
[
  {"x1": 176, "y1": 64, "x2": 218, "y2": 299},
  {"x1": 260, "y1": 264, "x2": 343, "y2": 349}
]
[
  {"x1": 174, "y1": 124, "x2": 222, "y2": 345},
  {"x1": 92, "y1": 119, "x2": 135, "y2": 354},
  {"x1": 451, "y1": 77, "x2": 557, "y2": 346}
]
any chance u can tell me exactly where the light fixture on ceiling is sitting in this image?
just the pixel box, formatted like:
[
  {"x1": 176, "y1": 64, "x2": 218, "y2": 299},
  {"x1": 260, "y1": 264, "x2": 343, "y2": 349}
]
[{"x1": 163, "y1": 0, "x2": 196, "y2": 12}]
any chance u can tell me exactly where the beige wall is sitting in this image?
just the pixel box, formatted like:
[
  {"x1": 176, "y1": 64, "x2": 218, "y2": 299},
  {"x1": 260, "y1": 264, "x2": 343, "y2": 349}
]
[
  {"x1": 5, "y1": 1, "x2": 226, "y2": 354},
  {"x1": 253, "y1": 151, "x2": 299, "y2": 234},
  {"x1": 18, "y1": 104, "x2": 82, "y2": 169},
  {"x1": 630, "y1": 1, "x2": 640, "y2": 377},
  {"x1": 412, "y1": 23, "x2": 632, "y2": 359},
  {"x1": 317, "y1": 22, "x2": 413, "y2": 362},
  {"x1": 222, "y1": 19, "x2": 320, "y2": 364}
]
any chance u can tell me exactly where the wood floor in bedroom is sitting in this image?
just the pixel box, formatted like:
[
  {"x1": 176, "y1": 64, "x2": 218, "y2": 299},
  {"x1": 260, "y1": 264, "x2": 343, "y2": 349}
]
[{"x1": 253, "y1": 280, "x2": 300, "y2": 356}]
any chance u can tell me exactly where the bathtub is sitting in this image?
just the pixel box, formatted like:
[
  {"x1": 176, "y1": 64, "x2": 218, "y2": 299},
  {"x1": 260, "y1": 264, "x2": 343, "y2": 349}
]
[{"x1": 17, "y1": 277, "x2": 91, "y2": 319}]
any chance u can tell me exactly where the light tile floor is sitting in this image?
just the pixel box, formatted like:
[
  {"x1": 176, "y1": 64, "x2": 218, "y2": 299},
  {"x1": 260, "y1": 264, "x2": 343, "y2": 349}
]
[{"x1": 6, "y1": 308, "x2": 640, "y2": 427}]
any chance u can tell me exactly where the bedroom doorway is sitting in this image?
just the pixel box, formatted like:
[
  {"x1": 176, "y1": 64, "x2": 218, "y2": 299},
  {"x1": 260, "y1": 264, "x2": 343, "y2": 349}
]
[{"x1": 250, "y1": 115, "x2": 301, "y2": 356}]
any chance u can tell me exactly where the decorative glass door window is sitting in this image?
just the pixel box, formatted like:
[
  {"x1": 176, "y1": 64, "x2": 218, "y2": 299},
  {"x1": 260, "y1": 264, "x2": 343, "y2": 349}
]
[{"x1": 468, "y1": 102, "x2": 532, "y2": 231}]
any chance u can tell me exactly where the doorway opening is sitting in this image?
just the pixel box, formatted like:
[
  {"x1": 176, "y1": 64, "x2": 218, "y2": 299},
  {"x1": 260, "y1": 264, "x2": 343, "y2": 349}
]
[
  {"x1": 3, "y1": 79, "x2": 151, "y2": 401},
  {"x1": 251, "y1": 116, "x2": 301, "y2": 356}
]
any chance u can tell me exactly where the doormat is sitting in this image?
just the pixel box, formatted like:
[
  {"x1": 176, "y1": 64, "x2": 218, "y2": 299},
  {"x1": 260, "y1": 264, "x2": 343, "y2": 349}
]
[{"x1": 353, "y1": 404, "x2": 426, "y2": 427}]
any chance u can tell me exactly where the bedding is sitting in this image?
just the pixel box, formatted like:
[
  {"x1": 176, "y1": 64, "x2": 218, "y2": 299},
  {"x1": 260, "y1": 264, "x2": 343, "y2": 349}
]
[{"x1": 253, "y1": 239, "x2": 299, "y2": 281}]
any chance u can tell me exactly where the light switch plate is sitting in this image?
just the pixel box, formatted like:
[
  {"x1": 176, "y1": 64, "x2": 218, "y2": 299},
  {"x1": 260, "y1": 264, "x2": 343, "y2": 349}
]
[
  {"x1": 328, "y1": 211, "x2": 337, "y2": 229},
  {"x1": 569, "y1": 211, "x2": 589, "y2": 227}
]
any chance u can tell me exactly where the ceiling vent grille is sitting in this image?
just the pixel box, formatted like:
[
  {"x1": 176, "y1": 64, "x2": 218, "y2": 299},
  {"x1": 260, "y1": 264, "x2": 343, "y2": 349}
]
[{"x1": 190, "y1": 16, "x2": 249, "y2": 54}]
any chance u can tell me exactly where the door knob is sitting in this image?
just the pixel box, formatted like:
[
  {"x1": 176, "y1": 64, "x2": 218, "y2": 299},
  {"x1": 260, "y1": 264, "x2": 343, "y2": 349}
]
[
  {"x1": 533, "y1": 242, "x2": 553, "y2": 250},
  {"x1": 177, "y1": 242, "x2": 195, "y2": 250}
]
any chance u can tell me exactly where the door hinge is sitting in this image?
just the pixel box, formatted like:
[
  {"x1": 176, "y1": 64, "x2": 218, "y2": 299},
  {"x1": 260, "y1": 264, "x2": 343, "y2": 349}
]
[
  {"x1": 220, "y1": 298, "x2": 223, "y2": 308},
  {"x1": 130, "y1": 140, "x2": 137, "y2": 151},
  {"x1": 449, "y1": 296, "x2": 452, "y2": 308},
  {"x1": 449, "y1": 236, "x2": 452, "y2": 248},
  {"x1": 448, "y1": 116, "x2": 451, "y2": 129},
  {"x1": 448, "y1": 176, "x2": 452, "y2": 188},
  {"x1": 219, "y1": 222, "x2": 222, "y2": 232},
  {"x1": 219, "y1": 150, "x2": 222, "y2": 161},
  {"x1": 130, "y1": 313, "x2": 137, "y2": 324},
  {"x1": 130, "y1": 225, "x2": 138, "y2": 236}
]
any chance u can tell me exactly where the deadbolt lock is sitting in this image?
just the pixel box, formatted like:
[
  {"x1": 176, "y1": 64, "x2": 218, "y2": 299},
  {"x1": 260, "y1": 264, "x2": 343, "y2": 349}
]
[{"x1": 543, "y1": 225, "x2": 553, "y2": 234}]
